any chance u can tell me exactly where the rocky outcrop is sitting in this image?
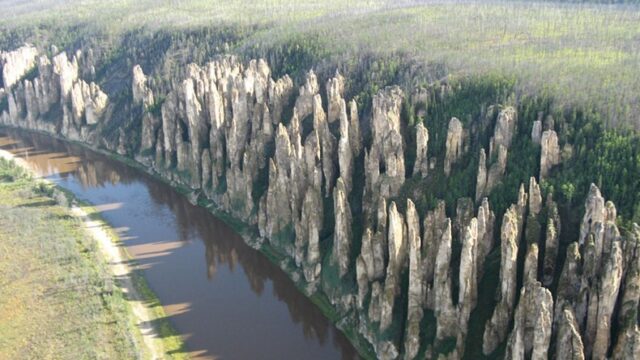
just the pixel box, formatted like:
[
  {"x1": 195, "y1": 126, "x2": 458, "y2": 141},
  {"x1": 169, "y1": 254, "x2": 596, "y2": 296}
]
[
  {"x1": 380, "y1": 201, "x2": 407, "y2": 332},
  {"x1": 483, "y1": 206, "x2": 520, "y2": 355},
  {"x1": 4, "y1": 43, "x2": 639, "y2": 360},
  {"x1": 540, "y1": 129, "x2": 560, "y2": 179},
  {"x1": 332, "y1": 177, "x2": 352, "y2": 278},
  {"x1": 444, "y1": 117, "x2": 463, "y2": 176},
  {"x1": 491, "y1": 107, "x2": 517, "y2": 152},
  {"x1": 413, "y1": 122, "x2": 429, "y2": 177},
  {"x1": 132, "y1": 64, "x2": 154, "y2": 107},
  {"x1": 557, "y1": 308, "x2": 586, "y2": 359},
  {"x1": 1, "y1": 44, "x2": 38, "y2": 89},
  {"x1": 434, "y1": 219, "x2": 456, "y2": 341},
  {"x1": 403, "y1": 200, "x2": 423, "y2": 360}
]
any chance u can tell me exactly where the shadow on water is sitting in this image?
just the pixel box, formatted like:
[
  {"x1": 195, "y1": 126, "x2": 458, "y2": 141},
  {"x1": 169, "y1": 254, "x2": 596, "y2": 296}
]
[{"x1": 0, "y1": 128, "x2": 359, "y2": 360}]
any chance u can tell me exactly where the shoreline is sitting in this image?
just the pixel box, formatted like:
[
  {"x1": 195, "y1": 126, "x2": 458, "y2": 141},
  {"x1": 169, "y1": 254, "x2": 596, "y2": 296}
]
[{"x1": 0, "y1": 144, "x2": 188, "y2": 360}]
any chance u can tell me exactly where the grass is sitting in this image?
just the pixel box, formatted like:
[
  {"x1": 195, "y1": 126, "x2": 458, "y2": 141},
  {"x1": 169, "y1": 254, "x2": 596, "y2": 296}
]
[
  {"x1": 0, "y1": 158, "x2": 140, "y2": 359},
  {"x1": 0, "y1": 157, "x2": 188, "y2": 359}
]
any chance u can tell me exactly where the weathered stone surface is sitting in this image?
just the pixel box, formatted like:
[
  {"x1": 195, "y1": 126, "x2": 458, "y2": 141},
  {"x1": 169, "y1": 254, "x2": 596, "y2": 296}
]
[
  {"x1": 483, "y1": 206, "x2": 520, "y2": 355},
  {"x1": 476, "y1": 198, "x2": 496, "y2": 280},
  {"x1": 556, "y1": 308, "x2": 585, "y2": 360},
  {"x1": 590, "y1": 240, "x2": 624, "y2": 359},
  {"x1": 338, "y1": 99, "x2": 353, "y2": 192},
  {"x1": 540, "y1": 129, "x2": 560, "y2": 179},
  {"x1": 132, "y1": 64, "x2": 154, "y2": 107},
  {"x1": 326, "y1": 71, "x2": 344, "y2": 124},
  {"x1": 52, "y1": 52, "x2": 79, "y2": 101},
  {"x1": 435, "y1": 219, "x2": 456, "y2": 341},
  {"x1": 369, "y1": 86, "x2": 405, "y2": 197},
  {"x1": 413, "y1": 123, "x2": 429, "y2": 177},
  {"x1": 457, "y1": 217, "x2": 478, "y2": 355},
  {"x1": 294, "y1": 70, "x2": 319, "y2": 120},
  {"x1": 348, "y1": 99, "x2": 362, "y2": 157},
  {"x1": 1, "y1": 44, "x2": 38, "y2": 89},
  {"x1": 403, "y1": 200, "x2": 423, "y2": 360},
  {"x1": 542, "y1": 197, "x2": 560, "y2": 286},
  {"x1": 444, "y1": 117, "x2": 463, "y2": 176},
  {"x1": 531, "y1": 285, "x2": 553, "y2": 360},
  {"x1": 491, "y1": 107, "x2": 517, "y2": 151},
  {"x1": 380, "y1": 201, "x2": 406, "y2": 332},
  {"x1": 528, "y1": 177, "x2": 542, "y2": 217},
  {"x1": 579, "y1": 183, "x2": 606, "y2": 245},
  {"x1": 422, "y1": 201, "x2": 447, "y2": 310},
  {"x1": 523, "y1": 243, "x2": 539, "y2": 285},
  {"x1": 332, "y1": 178, "x2": 352, "y2": 278}
]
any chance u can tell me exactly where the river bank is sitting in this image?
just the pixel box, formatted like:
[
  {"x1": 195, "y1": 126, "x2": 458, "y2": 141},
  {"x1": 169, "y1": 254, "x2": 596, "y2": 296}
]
[{"x1": 0, "y1": 148, "x2": 187, "y2": 360}]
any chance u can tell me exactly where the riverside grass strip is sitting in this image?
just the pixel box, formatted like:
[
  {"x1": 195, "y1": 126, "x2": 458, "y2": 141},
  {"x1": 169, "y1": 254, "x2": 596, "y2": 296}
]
[{"x1": 0, "y1": 157, "x2": 187, "y2": 360}]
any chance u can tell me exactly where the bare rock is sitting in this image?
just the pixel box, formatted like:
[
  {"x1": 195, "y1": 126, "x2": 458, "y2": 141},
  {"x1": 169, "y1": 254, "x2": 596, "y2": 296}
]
[
  {"x1": 444, "y1": 117, "x2": 464, "y2": 176},
  {"x1": 435, "y1": 219, "x2": 456, "y2": 341},
  {"x1": 492, "y1": 107, "x2": 517, "y2": 150},
  {"x1": 483, "y1": 206, "x2": 520, "y2": 355},
  {"x1": 413, "y1": 123, "x2": 429, "y2": 177},
  {"x1": 528, "y1": 177, "x2": 542, "y2": 217},
  {"x1": 555, "y1": 308, "x2": 585, "y2": 360},
  {"x1": 539, "y1": 129, "x2": 560, "y2": 179},
  {"x1": 1, "y1": 44, "x2": 38, "y2": 89},
  {"x1": 294, "y1": 70, "x2": 319, "y2": 120},
  {"x1": 404, "y1": 200, "x2": 423, "y2": 360},
  {"x1": 326, "y1": 71, "x2": 345, "y2": 123},
  {"x1": 332, "y1": 178, "x2": 352, "y2": 278},
  {"x1": 380, "y1": 202, "x2": 407, "y2": 332},
  {"x1": 422, "y1": 201, "x2": 447, "y2": 310},
  {"x1": 132, "y1": 64, "x2": 154, "y2": 107}
]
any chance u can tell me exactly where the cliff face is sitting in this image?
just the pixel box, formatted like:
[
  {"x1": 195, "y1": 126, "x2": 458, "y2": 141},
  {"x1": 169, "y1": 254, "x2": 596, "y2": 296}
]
[{"x1": 1, "y1": 44, "x2": 639, "y2": 360}]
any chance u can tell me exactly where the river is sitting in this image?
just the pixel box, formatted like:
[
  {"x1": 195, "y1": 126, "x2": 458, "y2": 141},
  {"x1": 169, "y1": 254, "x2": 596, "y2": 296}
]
[{"x1": 0, "y1": 128, "x2": 359, "y2": 360}]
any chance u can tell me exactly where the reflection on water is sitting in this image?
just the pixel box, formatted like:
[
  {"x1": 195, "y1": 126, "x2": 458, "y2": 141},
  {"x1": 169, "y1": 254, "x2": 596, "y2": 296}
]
[{"x1": 0, "y1": 129, "x2": 358, "y2": 360}]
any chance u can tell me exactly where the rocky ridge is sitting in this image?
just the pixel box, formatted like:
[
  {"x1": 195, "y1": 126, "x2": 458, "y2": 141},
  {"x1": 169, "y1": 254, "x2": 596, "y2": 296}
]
[{"x1": 1, "y1": 44, "x2": 638, "y2": 360}]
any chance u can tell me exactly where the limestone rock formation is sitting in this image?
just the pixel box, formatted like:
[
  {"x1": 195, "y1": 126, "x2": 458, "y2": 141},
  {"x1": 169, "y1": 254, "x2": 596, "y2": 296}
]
[
  {"x1": 403, "y1": 200, "x2": 423, "y2": 360},
  {"x1": 132, "y1": 65, "x2": 154, "y2": 107},
  {"x1": 332, "y1": 178, "x2": 352, "y2": 278},
  {"x1": 540, "y1": 129, "x2": 560, "y2": 179},
  {"x1": 483, "y1": 206, "x2": 520, "y2": 355},
  {"x1": 444, "y1": 117, "x2": 463, "y2": 176},
  {"x1": 413, "y1": 123, "x2": 429, "y2": 177},
  {"x1": 380, "y1": 202, "x2": 407, "y2": 332},
  {"x1": 556, "y1": 308, "x2": 585, "y2": 360},
  {"x1": 491, "y1": 107, "x2": 517, "y2": 151},
  {"x1": 434, "y1": 220, "x2": 456, "y2": 341},
  {"x1": 1, "y1": 44, "x2": 38, "y2": 89}
]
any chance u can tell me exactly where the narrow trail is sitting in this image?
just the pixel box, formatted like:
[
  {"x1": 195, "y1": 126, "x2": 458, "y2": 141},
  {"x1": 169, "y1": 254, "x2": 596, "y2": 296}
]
[{"x1": 0, "y1": 148, "x2": 165, "y2": 360}]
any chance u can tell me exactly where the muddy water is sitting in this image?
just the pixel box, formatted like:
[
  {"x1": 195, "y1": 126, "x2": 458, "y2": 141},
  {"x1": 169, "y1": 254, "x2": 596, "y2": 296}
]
[{"x1": 0, "y1": 128, "x2": 358, "y2": 360}]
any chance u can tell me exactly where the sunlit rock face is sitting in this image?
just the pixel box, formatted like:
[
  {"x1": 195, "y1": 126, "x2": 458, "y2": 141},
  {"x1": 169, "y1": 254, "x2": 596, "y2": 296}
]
[
  {"x1": 2, "y1": 42, "x2": 638, "y2": 360},
  {"x1": 1, "y1": 44, "x2": 38, "y2": 89}
]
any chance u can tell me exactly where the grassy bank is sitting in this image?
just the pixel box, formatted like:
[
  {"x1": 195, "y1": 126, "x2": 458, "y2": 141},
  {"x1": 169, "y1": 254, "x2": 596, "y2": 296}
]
[{"x1": 0, "y1": 157, "x2": 187, "y2": 359}]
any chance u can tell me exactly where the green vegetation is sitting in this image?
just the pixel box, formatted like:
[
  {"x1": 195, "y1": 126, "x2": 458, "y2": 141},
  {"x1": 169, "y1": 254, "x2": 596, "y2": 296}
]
[
  {"x1": 2, "y1": 1, "x2": 639, "y2": 128},
  {"x1": 0, "y1": 157, "x2": 189, "y2": 359},
  {"x1": 0, "y1": 158, "x2": 140, "y2": 359}
]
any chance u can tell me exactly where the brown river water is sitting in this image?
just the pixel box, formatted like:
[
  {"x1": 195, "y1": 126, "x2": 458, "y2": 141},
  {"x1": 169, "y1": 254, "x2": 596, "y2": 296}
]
[{"x1": 0, "y1": 128, "x2": 359, "y2": 360}]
